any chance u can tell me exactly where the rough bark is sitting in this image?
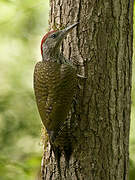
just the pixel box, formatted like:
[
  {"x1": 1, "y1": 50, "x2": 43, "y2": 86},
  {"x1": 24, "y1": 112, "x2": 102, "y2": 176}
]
[{"x1": 40, "y1": 0, "x2": 133, "y2": 179}]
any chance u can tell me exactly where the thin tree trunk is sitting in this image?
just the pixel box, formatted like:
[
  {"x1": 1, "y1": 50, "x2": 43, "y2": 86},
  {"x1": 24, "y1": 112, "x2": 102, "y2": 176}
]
[{"x1": 41, "y1": 0, "x2": 133, "y2": 179}]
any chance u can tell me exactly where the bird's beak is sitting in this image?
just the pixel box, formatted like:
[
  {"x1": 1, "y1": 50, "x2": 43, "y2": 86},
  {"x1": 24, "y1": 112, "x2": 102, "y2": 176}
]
[
  {"x1": 60, "y1": 22, "x2": 79, "y2": 39},
  {"x1": 55, "y1": 22, "x2": 79, "y2": 48}
]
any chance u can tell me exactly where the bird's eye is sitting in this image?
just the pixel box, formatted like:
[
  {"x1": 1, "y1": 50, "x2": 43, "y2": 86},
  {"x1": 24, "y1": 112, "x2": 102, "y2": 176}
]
[{"x1": 51, "y1": 34, "x2": 57, "y2": 39}]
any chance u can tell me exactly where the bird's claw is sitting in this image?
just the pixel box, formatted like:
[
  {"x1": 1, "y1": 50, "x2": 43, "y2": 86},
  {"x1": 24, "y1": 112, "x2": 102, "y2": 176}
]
[{"x1": 77, "y1": 74, "x2": 87, "y2": 79}]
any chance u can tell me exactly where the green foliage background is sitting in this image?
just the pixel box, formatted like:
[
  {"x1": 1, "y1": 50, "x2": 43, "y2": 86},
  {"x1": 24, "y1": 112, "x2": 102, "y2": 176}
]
[
  {"x1": 0, "y1": 1, "x2": 134, "y2": 179},
  {"x1": 0, "y1": 0, "x2": 49, "y2": 179}
]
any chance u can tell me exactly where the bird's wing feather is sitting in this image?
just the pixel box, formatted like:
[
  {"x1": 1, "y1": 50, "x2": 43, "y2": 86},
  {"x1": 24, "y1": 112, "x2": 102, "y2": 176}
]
[
  {"x1": 33, "y1": 61, "x2": 49, "y2": 126},
  {"x1": 34, "y1": 61, "x2": 77, "y2": 134}
]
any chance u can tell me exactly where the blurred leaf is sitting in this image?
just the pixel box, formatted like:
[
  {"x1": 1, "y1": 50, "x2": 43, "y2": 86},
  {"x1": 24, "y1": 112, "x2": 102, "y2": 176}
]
[{"x1": 0, "y1": 0, "x2": 49, "y2": 179}]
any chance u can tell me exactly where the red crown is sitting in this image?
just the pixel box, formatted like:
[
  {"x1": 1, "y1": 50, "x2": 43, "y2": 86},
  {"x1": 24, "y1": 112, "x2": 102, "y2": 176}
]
[{"x1": 41, "y1": 30, "x2": 56, "y2": 56}]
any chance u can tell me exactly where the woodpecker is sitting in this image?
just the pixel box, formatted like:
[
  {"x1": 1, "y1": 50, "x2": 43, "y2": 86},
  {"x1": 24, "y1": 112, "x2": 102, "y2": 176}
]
[{"x1": 33, "y1": 23, "x2": 78, "y2": 171}]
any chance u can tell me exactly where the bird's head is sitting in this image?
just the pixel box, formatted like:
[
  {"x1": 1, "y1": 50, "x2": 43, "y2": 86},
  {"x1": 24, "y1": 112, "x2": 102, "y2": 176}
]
[{"x1": 41, "y1": 22, "x2": 79, "y2": 61}]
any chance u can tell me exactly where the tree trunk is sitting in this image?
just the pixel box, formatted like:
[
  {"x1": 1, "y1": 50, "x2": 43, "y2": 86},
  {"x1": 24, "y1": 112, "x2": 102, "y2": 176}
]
[{"x1": 40, "y1": 0, "x2": 133, "y2": 179}]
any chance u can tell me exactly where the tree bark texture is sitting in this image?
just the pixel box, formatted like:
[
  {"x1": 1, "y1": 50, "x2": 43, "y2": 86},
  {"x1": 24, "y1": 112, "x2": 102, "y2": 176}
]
[{"x1": 41, "y1": 0, "x2": 133, "y2": 179}]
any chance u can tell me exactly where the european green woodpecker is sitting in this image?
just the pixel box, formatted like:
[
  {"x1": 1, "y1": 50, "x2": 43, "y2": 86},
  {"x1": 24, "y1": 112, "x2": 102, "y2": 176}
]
[{"x1": 33, "y1": 23, "x2": 78, "y2": 170}]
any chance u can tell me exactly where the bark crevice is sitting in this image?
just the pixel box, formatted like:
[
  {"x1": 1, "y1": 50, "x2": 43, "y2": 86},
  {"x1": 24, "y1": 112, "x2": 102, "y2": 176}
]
[{"x1": 40, "y1": 0, "x2": 133, "y2": 179}]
